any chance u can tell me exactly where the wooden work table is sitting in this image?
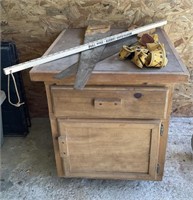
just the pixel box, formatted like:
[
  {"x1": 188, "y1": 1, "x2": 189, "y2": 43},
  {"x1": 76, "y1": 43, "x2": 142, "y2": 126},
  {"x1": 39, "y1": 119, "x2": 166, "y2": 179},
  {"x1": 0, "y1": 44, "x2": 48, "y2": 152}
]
[{"x1": 30, "y1": 28, "x2": 189, "y2": 180}]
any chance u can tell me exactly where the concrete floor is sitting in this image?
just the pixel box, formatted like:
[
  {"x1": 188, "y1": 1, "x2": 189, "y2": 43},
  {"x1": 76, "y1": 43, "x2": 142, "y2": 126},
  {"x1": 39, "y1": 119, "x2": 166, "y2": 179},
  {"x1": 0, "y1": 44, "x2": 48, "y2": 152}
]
[{"x1": 1, "y1": 117, "x2": 193, "y2": 200}]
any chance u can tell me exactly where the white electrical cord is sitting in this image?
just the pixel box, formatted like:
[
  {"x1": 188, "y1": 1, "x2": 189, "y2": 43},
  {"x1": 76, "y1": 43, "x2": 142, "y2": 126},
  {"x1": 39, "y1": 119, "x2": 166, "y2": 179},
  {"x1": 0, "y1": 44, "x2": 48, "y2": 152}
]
[{"x1": 7, "y1": 72, "x2": 25, "y2": 107}]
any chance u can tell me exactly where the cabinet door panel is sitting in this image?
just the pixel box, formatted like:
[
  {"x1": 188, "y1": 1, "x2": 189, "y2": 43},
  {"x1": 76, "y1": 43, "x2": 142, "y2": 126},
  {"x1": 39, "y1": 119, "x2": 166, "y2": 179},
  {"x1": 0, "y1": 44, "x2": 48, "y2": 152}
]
[{"x1": 58, "y1": 119, "x2": 161, "y2": 180}]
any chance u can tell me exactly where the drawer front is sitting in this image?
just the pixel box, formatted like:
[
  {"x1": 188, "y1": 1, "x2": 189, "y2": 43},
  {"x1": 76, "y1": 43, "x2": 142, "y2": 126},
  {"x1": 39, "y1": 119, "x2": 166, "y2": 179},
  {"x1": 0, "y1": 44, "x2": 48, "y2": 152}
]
[
  {"x1": 58, "y1": 119, "x2": 161, "y2": 180},
  {"x1": 51, "y1": 86, "x2": 168, "y2": 119}
]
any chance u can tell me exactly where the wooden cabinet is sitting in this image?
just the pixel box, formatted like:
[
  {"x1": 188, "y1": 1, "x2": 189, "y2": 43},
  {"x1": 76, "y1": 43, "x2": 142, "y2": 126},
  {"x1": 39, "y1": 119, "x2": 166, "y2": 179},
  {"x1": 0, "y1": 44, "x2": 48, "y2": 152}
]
[{"x1": 30, "y1": 28, "x2": 189, "y2": 180}]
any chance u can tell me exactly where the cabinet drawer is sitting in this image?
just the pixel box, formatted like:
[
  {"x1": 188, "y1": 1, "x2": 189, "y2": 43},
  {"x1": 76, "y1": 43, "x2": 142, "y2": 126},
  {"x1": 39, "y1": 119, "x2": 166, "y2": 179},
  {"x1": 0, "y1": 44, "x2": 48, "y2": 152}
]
[
  {"x1": 51, "y1": 86, "x2": 168, "y2": 119},
  {"x1": 58, "y1": 119, "x2": 161, "y2": 180}
]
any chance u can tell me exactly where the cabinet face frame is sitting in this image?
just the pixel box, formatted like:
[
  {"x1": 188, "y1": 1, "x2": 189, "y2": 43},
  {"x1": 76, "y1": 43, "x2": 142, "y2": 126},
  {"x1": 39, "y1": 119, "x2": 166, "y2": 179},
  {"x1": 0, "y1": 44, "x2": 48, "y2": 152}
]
[
  {"x1": 57, "y1": 119, "x2": 161, "y2": 180},
  {"x1": 45, "y1": 83, "x2": 173, "y2": 180}
]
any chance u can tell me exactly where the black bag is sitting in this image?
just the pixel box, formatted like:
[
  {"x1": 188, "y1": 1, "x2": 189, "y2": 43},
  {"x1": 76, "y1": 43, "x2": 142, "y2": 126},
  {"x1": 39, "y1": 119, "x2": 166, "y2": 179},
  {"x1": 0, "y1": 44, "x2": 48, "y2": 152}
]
[{"x1": 1, "y1": 41, "x2": 31, "y2": 136}]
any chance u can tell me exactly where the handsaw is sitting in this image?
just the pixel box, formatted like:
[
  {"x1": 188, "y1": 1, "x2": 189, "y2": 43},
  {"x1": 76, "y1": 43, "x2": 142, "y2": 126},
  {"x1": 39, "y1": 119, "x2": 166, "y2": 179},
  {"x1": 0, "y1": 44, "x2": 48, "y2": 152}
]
[
  {"x1": 74, "y1": 26, "x2": 112, "y2": 89},
  {"x1": 54, "y1": 28, "x2": 138, "y2": 89}
]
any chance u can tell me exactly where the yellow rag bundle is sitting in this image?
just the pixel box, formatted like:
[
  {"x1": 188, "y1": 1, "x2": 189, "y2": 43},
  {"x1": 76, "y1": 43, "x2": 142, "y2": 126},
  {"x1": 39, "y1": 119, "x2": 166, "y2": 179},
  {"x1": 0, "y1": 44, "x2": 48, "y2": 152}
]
[{"x1": 119, "y1": 34, "x2": 168, "y2": 68}]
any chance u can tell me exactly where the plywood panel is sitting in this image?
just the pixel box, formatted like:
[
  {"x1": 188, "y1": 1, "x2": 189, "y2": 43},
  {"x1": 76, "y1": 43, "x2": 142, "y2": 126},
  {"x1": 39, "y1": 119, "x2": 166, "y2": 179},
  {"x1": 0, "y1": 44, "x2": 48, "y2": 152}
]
[{"x1": 1, "y1": 0, "x2": 192, "y2": 116}]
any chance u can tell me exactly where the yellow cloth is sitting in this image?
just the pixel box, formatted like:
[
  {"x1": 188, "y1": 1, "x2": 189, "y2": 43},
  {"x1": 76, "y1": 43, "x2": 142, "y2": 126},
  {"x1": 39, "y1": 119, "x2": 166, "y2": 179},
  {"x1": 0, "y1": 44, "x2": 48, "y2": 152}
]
[{"x1": 119, "y1": 34, "x2": 168, "y2": 68}]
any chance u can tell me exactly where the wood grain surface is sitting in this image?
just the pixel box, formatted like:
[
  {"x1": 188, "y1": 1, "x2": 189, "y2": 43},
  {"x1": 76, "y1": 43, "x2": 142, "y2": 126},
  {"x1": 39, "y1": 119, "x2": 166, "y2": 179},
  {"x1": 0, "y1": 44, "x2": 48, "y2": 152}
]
[
  {"x1": 57, "y1": 119, "x2": 160, "y2": 180},
  {"x1": 30, "y1": 28, "x2": 189, "y2": 85},
  {"x1": 51, "y1": 86, "x2": 169, "y2": 119}
]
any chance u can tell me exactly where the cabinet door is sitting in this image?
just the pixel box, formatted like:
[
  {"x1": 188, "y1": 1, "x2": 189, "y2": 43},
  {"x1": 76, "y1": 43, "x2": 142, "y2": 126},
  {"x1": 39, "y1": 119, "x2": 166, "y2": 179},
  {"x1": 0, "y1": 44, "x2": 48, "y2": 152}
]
[{"x1": 58, "y1": 119, "x2": 161, "y2": 180}]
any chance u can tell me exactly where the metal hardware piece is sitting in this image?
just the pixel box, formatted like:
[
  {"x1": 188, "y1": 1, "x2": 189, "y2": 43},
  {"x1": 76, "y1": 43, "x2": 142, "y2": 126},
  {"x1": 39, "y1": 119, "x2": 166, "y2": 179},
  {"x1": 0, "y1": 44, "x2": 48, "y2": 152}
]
[
  {"x1": 134, "y1": 93, "x2": 142, "y2": 99},
  {"x1": 58, "y1": 136, "x2": 67, "y2": 158},
  {"x1": 157, "y1": 163, "x2": 160, "y2": 174},
  {"x1": 160, "y1": 123, "x2": 164, "y2": 136}
]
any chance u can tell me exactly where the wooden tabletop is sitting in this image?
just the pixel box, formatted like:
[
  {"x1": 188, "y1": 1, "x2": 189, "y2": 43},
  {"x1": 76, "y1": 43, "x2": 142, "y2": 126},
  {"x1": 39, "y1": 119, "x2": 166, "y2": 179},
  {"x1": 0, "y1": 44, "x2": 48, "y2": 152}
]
[{"x1": 30, "y1": 28, "x2": 189, "y2": 85}]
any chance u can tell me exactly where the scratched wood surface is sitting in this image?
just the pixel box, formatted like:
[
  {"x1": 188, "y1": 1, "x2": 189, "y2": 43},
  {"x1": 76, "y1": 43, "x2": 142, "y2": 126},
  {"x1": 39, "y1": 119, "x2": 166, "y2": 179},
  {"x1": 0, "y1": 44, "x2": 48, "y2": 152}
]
[
  {"x1": 54, "y1": 29, "x2": 138, "y2": 80},
  {"x1": 30, "y1": 28, "x2": 189, "y2": 85}
]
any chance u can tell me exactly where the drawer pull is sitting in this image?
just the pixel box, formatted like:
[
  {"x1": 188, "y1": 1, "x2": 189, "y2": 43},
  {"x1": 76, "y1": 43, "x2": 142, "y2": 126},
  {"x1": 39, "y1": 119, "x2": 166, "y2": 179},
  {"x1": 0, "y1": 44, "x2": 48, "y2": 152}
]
[
  {"x1": 94, "y1": 98, "x2": 122, "y2": 109},
  {"x1": 134, "y1": 93, "x2": 142, "y2": 99}
]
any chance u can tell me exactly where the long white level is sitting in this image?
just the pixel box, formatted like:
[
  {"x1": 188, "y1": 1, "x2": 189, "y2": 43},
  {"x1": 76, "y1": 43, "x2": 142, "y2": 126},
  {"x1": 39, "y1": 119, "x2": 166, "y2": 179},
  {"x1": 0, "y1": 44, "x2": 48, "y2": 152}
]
[{"x1": 4, "y1": 20, "x2": 167, "y2": 75}]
